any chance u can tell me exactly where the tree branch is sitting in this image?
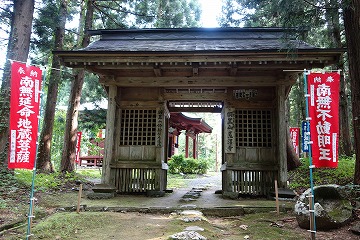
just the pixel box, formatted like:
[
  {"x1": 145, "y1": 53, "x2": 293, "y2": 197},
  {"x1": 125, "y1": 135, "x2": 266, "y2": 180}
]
[
  {"x1": 93, "y1": 2, "x2": 125, "y2": 28},
  {"x1": 302, "y1": 0, "x2": 339, "y2": 10},
  {"x1": 96, "y1": 3, "x2": 155, "y2": 18}
]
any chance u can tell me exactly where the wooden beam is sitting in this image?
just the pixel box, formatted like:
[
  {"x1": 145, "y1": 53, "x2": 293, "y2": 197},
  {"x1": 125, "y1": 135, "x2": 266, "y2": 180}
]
[
  {"x1": 164, "y1": 92, "x2": 228, "y2": 101},
  {"x1": 60, "y1": 53, "x2": 340, "y2": 65},
  {"x1": 192, "y1": 63, "x2": 199, "y2": 76},
  {"x1": 168, "y1": 107, "x2": 223, "y2": 113},
  {"x1": 100, "y1": 76, "x2": 294, "y2": 87},
  {"x1": 230, "y1": 63, "x2": 238, "y2": 76},
  {"x1": 91, "y1": 61, "x2": 326, "y2": 71},
  {"x1": 154, "y1": 65, "x2": 162, "y2": 77}
]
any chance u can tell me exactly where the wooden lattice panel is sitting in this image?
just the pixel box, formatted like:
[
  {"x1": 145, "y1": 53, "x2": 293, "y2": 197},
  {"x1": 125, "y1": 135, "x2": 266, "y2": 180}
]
[
  {"x1": 120, "y1": 109, "x2": 157, "y2": 145},
  {"x1": 230, "y1": 169, "x2": 277, "y2": 195},
  {"x1": 235, "y1": 110, "x2": 272, "y2": 147},
  {"x1": 114, "y1": 168, "x2": 156, "y2": 192}
]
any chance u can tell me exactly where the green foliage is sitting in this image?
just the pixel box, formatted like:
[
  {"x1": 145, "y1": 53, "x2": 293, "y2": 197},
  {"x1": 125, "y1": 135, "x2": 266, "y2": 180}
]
[
  {"x1": 168, "y1": 155, "x2": 208, "y2": 174},
  {"x1": 288, "y1": 156, "x2": 355, "y2": 192},
  {"x1": 15, "y1": 170, "x2": 62, "y2": 191},
  {"x1": 51, "y1": 110, "x2": 66, "y2": 170},
  {"x1": 76, "y1": 169, "x2": 101, "y2": 179},
  {"x1": 14, "y1": 170, "x2": 88, "y2": 192},
  {"x1": 168, "y1": 154, "x2": 185, "y2": 174},
  {"x1": 92, "y1": 0, "x2": 201, "y2": 29},
  {"x1": 31, "y1": 212, "x2": 114, "y2": 239},
  {"x1": 33, "y1": 0, "x2": 60, "y2": 54}
]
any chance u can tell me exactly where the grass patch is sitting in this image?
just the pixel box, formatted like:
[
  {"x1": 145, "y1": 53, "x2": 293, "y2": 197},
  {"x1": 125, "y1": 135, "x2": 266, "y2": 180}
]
[
  {"x1": 76, "y1": 169, "x2": 101, "y2": 179},
  {"x1": 31, "y1": 212, "x2": 113, "y2": 239},
  {"x1": 232, "y1": 212, "x2": 305, "y2": 239},
  {"x1": 167, "y1": 173, "x2": 199, "y2": 189},
  {"x1": 5, "y1": 212, "x2": 307, "y2": 240},
  {"x1": 288, "y1": 156, "x2": 355, "y2": 192},
  {"x1": 13, "y1": 170, "x2": 98, "y2": 192}
]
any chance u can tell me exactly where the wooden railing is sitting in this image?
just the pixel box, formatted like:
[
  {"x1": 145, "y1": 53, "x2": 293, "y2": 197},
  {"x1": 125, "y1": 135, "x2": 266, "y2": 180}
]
[{"x1": 78, "y1": 156, "x2": 103, "y2": 167}]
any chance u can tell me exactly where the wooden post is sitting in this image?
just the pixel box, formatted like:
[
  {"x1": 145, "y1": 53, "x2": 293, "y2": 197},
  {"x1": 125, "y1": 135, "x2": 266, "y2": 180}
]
[
  {"x1": 275, "y1": 180, "x2": 280, "y2": 215},
  {"x1": 193, "y1": 137, "x2": 196, "y2": 159},
  {"x1": 215, "y1": 134, "x2": 218, "y2": 172},
  {"x1": 277, "y1": 84, "x2": 287, "y2": 187},
  {"x1": 102, "y1": 85, "x2": 117, "y2": 184},
  {"x1": 185, "y1": 135, "x2": 189, "y2": 158},
  {"x1": 76, "y1": 184, "x2": 82, "y2": 214},
  {"x1": 309, "y1": 195, "x2": 316, "y2": 240}
]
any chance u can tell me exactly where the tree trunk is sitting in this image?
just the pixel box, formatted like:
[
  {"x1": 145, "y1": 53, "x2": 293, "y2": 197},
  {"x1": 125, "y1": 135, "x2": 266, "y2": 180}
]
[
  {"x1": 326, "y1": 0, "x2": 353, "y2": 156},
  {"x1": 60, "y1": 0, "x2": 93, "y2": 172},
  {"x1": 343, "y1": 0, "x2": 360, "y2": 184},
  {"x1": 0, "y1": 0, "x2": 34, "y2": 166},
  {"x1": 61, "y1": 70, "x2": 85, "y2": 172},
  {"x1": 36, "y1": 0, "x2": 68, "y2": 173},
  {"x1": 286, "y1": 98, "x2": 301, "y2": 170}
]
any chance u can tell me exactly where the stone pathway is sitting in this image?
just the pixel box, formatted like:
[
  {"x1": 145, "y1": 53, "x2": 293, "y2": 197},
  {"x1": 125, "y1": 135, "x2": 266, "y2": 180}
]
[{"x1": 170, "y1": 210, "x2": 207, "y2": 240}]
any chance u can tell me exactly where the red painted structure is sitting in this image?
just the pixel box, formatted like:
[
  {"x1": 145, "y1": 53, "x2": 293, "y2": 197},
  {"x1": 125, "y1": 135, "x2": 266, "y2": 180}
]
[{"x1": 168, "y1": 113, "x2": 212, "y2": 159}]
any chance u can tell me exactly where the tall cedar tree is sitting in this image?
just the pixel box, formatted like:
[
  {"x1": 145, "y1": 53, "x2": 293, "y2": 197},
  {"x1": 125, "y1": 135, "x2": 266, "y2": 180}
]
[
  {"x1": 36, "y1": 0, "x2": 68, "y2": 173},
  {"x1": 0, "y1": 0, "x2": 35, "y2": 166},
  {"x1": 61, "y1": 0, "x2": 93, "y2": 172},
  {"x1": 343, "y1": 0, "x2": 360, "y2": 184},
  {"x1": 325, "y1": 0, "x2": 352, "y2": 155}
]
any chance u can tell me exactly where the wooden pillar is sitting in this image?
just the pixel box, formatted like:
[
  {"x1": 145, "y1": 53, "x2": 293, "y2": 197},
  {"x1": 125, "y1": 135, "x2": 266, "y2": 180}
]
[
  {"x1": 174, "y1": 135, "x2": 179, "y2": 155},
  {"x1": 172, "y1": 135, "x2": 176, "y2": 156},
  {"x1": 185, "y1": 135, "x2": 189, "y2": 158},
  {"x1": 277, "y1": 84, "x2": 287, "y2": 187},
  {"x1": 102, "y1": 85, "x2": 117, "y2": 185},
  {"x1": 192, "y1": 136, "x2": 196, "y2": 159}
]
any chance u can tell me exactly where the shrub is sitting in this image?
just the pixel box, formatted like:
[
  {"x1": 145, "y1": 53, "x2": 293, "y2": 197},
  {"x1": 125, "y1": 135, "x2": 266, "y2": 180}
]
[
  {"x1": 197, "y1": 160, "x2": 209, "y2": 174},
  {"x1": 168, "y1": 155, "x2": 185, "y2": 174},
  {"x1": 182, "y1": 158, "x2": 198, "y2": 174},
  {"x1": 168, "y1": 155, "x2": 208, "y2": 174}
]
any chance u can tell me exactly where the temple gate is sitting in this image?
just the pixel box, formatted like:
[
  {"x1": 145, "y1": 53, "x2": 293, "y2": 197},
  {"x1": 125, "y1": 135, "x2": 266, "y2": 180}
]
[{"x1": 56, "y1": 28, "x2": 342, "y2": 195}]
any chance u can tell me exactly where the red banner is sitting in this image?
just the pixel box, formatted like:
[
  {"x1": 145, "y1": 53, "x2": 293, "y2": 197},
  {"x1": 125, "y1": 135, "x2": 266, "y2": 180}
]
[
  {"x1": 290, "y1": 127, "x2": 300, "y2": 156},
  {"x1": 307, "y1": 72, "x2": 340, "y2": 168},
  {"x1": 8, "y1": 62, "x2": 42, "y2": 169},
  {"x1": 75, "y1": 132, "x2": 82, "y2": 164}
]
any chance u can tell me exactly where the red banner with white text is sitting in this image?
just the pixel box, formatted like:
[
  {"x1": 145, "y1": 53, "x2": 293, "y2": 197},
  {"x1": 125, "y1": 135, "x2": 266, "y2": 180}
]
[
  {"x1": 290, "y1": 127, "x2": 300, "y2": 156},
  {"x1": 307, "y1": 72, "x2": 340, "y2": 168},
  {"x1": 8, "y1": 62, "x2": 42, "y2": 169}
]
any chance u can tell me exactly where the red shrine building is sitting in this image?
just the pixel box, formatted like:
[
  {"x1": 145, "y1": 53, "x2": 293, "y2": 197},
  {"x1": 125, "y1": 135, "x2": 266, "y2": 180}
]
[{"x1": 168, "y1": 112, "x2": 212, "y2": 159}]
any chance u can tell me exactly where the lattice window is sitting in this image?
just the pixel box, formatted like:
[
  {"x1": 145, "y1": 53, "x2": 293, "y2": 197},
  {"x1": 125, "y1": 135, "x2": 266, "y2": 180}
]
[
  {"x1": 120, "y1": 109, "x2": 157, "y2": 145},
  {"x1": 235, "y1": 110, "x2": 272, "y2": 147}
]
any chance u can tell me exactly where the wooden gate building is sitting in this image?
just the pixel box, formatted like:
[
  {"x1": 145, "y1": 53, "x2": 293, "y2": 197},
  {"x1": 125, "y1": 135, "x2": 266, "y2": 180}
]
[{"x1": 56, "y1": 28, "x2": 342, "y2": 195}]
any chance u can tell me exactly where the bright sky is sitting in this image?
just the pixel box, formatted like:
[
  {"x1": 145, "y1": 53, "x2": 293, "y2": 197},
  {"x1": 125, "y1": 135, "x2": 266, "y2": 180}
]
[{"x1": 199, "y1": 0, "x2": 222, "y2": 27}]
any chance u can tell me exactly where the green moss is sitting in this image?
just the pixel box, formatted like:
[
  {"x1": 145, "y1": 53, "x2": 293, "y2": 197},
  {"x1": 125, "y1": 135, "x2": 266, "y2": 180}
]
[{"x1": 288, "y1": 156, "x2": 355, "y2": 192}]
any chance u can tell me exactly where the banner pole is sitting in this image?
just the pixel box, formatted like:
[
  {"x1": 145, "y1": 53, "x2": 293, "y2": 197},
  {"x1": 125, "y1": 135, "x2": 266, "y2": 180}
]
[
  {"x1": 26, "y1": 68, "x2": 46, "y2": 240},
  {"x1": 303, "y1": 70, "x2": 316, "y2": 239}
]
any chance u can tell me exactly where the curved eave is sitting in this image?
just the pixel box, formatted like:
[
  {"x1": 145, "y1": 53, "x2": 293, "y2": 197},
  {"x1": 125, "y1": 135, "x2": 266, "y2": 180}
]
[{"x1": 170, "y1": 113, "x2": 212, "y2": 134}]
